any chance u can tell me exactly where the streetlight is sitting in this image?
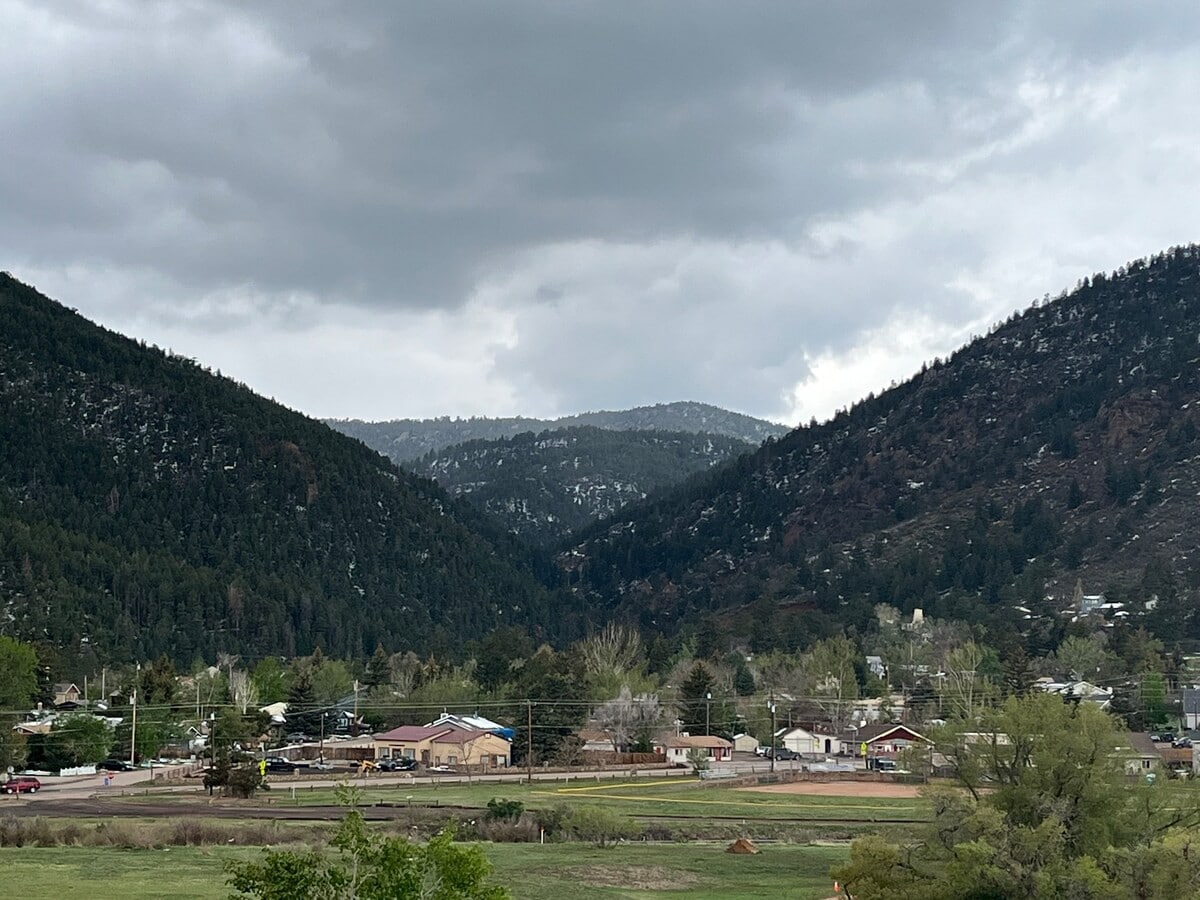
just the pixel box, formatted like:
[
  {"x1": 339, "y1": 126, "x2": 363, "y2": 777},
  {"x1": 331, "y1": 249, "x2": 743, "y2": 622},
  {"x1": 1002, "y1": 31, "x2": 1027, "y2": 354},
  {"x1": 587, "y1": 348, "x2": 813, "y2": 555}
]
[
  {"x1": 705, "y1": 692, "x2": 712, "y2": 736},
  {"x1": 319, "y1": 711, "x2": 327, "y2": 764}
]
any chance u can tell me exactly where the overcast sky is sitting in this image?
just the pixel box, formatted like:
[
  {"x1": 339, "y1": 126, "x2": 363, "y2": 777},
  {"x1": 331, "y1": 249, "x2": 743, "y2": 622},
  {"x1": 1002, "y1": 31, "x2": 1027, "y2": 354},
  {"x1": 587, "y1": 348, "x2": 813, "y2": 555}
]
[{"x1": 4, "y1": 2, "x2": 1200, "y2": 426}]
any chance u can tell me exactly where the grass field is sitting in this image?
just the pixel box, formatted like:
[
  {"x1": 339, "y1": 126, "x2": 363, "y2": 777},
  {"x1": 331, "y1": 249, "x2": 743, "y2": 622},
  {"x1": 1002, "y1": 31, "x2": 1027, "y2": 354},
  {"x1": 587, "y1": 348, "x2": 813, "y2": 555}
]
[
  {"x1": 250, "y1": 777, "x2": 928, "y2": 822},
  {"x1": 0, "y1": 841, "x2": 848, "y2": 899}
]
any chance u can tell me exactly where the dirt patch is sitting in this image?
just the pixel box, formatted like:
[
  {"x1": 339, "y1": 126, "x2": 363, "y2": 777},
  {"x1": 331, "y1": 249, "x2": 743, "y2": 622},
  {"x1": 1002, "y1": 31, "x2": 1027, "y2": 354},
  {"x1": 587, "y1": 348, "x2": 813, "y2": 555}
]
[
  {"x1": 738, "y1": 781, "x2": 923, "y2": 798},
  {"x1": 570, "y1": 865, "x2": 700, "y2": 891}
]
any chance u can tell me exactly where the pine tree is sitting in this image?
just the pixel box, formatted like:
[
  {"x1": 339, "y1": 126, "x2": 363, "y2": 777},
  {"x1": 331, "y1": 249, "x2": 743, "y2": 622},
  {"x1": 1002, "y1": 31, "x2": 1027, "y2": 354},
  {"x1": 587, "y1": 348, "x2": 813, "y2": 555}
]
[{"x1": 363, "y1": 643, "x2": 390, "y2": 691}]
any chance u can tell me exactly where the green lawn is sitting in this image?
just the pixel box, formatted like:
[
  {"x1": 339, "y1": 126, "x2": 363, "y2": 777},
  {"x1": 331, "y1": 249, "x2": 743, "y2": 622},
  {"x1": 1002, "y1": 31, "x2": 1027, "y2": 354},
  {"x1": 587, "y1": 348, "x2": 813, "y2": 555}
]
[
  {"x1": 254, "y1": 777, "x2": 927, "y2": 822},
  {"x1": 0, "y1": 842, "x2": 848, "y2": 899},
  {"x1": 0, "y1": 846, "x2": 252, "y2": 899},
  {"x1": 485, "y1": 842, "x2": 848, "y2": 899}
]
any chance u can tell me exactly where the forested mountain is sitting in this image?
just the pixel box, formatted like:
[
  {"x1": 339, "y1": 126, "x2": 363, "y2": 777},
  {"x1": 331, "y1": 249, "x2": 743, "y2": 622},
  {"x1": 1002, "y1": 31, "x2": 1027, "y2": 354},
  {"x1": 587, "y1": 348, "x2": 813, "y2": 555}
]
[
  {"x1": 564, "y1": 246, "x2": 1200, "y2": 655},
  {"x1": 327, "y1": 401, "x2": 787, "y2": 463},
  {"x1": 0, "y1": 274, "x2": 576, "y2": 665},
  {"x1": 412, "y1": 426, "x2": 752, "y2": 546}
]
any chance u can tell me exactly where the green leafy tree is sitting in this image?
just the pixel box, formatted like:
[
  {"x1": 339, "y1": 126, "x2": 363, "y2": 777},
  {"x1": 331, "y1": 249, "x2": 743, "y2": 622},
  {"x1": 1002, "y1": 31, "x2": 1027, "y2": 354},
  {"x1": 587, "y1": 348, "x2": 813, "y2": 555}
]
[
  {"x1": 0, "y1": 636, "x2": 38, "y2": 710},
  {"x1": 311, "y1": 659, "x2": 354, "y2": 706},
  {"x1": 0, "y1": 637, "x2": 38, "y2": 772},
  {"x1": 42, "y1": 714, "x2": 113, "y2": 770},
  {"x1": 226, "y1": 812, "x2": 509, "y2": 899},
  {"x1": 832, "y1": 693, "x2": 1200, "y2": 898},
  {"x1": 0, "y1": 728, "x2": 28, "y2": 773},
  {"x1": 252, "y1": 657, "x2": 290, "y2": 704}
]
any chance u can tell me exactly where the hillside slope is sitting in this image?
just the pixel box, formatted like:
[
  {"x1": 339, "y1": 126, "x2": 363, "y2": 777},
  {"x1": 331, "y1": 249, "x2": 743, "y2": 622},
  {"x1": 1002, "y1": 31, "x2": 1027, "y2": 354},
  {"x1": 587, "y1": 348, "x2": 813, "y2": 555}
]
[
  {"x1": 565, "y1": 247, "x2": 1200, "y2": 652},
  {"x1": 328, "y1": 401, "x2": 788, "y2": 463},
  {"x1": 0, "y1": 274, "x2": 572, "y2": 663},
  {"x1": 412, "y1": 426, "x2": 752, "y2": 545}
]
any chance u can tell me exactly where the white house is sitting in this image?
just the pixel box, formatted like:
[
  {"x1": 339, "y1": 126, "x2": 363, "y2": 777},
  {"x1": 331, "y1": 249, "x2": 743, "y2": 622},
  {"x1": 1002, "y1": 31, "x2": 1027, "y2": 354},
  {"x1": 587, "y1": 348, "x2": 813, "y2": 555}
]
[
  {"x1": 778, "y1": 725, "x2": 839, "y2": 755},
  {"x1": 653, "y1": 734, "x2": 733, "y2": 764}
]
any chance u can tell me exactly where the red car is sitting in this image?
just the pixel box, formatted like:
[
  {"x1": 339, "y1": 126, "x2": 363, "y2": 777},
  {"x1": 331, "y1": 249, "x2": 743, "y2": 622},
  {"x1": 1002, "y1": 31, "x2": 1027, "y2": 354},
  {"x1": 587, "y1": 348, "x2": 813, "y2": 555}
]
[{"x1": 2, "y1": 776, "x2": 41, "y2": 794}]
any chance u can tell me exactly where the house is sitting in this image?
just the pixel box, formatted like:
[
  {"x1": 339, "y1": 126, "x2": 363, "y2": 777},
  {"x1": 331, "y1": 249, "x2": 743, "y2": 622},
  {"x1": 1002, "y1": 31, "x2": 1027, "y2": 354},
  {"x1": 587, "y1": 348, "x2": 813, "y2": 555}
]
[
  {"x1": 865, "y1": 656, "x2": 886, "y2": 680},
  {"x1": 52, "y1": 683, "x2": 82, "y2": 707},
  {"x1": 426, "y1": 712, "x2": 516, "y2": 742},
  {"x1": 259, "y1": 701, "x2": 288, "y2": 726},
  {"x1": 778, "y1": 724, "x2": 839, "y2": 755},
  {"x1": 578, "y1": 726, "x2": 619, "y2": 752},
  {"x1": 374, "y1": 725, "x2": 510, "y2": 768},
  {"x1": 1033, "y1": 679, "x2": 1114, "y2": 709},
  {"x1": 653, "y1": 734, "x2": 733, "y2": 765},
  {"x1": 731, "y1": 733, "x2": 760, "y2": 754},
  {"x1": 1116, "y1": 733, "x2": 1161, "y2": 775},
  {"x1": 1183, "y1": 688, "x2": 1200, "y2": 730},
  {"x1": 841, "y1": 723, "x2": 929, "y2": 758}
]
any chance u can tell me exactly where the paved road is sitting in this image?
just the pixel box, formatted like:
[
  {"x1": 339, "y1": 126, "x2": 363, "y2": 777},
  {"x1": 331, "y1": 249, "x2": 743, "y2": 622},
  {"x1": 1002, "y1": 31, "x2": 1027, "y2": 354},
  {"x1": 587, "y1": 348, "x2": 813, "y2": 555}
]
[{"x1": 7, "y1": 753, "x2": 822, "y2": 806}]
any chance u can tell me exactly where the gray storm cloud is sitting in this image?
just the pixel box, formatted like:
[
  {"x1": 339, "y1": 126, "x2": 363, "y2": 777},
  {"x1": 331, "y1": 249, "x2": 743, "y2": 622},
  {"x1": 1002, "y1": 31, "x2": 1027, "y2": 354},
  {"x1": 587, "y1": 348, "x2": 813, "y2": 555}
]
[{"x1": 3, "y1": 1, "x2": 1200, "y2": 422}]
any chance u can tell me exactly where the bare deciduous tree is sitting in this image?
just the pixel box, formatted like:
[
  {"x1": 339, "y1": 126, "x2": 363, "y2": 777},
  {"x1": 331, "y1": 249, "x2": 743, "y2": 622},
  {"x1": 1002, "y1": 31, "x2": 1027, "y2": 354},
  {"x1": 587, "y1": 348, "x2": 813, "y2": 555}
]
[{"x1": 594, "y1": 687, "x2": 664, "y2": 752}]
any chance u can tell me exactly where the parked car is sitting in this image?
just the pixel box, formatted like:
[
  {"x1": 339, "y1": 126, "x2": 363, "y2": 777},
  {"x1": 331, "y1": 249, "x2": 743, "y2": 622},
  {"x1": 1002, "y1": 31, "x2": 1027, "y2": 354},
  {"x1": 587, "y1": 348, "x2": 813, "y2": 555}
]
[
  {"x1": 265, "y1": 757, "x2": 299, "y2": 774},
  {"x1": 98, "y1": 759, "x2": 135, "y2": 772},
  {"x1": 2, "y1": 776, "x2": 41, "y2": 794},
  {"x1": 1174, "y1": 737, "x2": 1194, "y2": 749},
  {"x1": 768, "y1": 748, "x2": 801, "y2": 760},
  {"x1": 1150, "y1": 733, "x2": 1176, "y2": 744},
  {"x1": 427, "y1": 764, "x2": 456, "y2": 774}
]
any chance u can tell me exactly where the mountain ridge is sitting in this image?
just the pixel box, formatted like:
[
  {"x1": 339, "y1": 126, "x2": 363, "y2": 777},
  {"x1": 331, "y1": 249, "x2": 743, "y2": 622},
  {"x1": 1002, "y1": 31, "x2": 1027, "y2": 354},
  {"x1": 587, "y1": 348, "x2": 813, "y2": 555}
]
[
  {"x1": 411, "y1": 425, "x2": 754, "y2": 545},
  {"x1": 327, "y1": 401, "x2": 788, "y2": 464}
]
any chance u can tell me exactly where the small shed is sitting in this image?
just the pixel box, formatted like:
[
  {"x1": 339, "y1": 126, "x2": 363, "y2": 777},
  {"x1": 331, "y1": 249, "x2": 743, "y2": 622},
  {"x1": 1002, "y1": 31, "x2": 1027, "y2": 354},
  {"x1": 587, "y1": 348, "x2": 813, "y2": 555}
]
[{"x1": 731, "y1": 732, "x2": 760, "y2": 754}]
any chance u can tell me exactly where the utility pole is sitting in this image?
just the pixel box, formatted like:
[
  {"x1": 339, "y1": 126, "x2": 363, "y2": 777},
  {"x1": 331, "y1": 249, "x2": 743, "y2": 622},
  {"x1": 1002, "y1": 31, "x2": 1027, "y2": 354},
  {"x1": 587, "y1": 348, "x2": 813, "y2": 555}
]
[
  {"x1": 353, "y1": 680, "x2": 360, "y2": 737},
  {"x1": 526, "y1": 700, "x2": 533, "y2": 785},
  {"x1": 129, "y1": 662, "x2": 141, "y2": 766},
  {"x1": 769, "y1": 696, "x2": 777, "y2": 774},
  {"x1": 320, "y1": 712, "x2": 326, "y2": 764}
]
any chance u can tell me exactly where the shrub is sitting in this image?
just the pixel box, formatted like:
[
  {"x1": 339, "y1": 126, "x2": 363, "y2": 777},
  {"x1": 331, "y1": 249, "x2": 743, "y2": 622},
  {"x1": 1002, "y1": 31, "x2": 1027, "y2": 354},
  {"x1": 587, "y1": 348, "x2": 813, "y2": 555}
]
[
  {"x1": 225, "y1": 765, "x2": 264, "y2": 798},
  {"x1": 564, "y1": 805, "x2": 637, "y2": 848},
  {"x1": 486, "y1": 798, "x2": 525, "y2": 822}
]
